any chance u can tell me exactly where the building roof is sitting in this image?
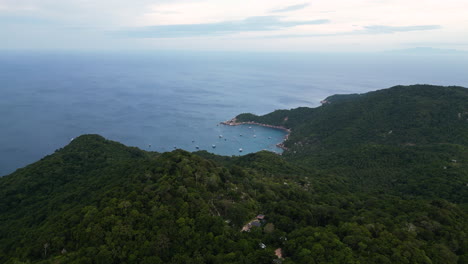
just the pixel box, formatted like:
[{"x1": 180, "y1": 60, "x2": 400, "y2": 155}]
[{"x1": 251, "y1": 220, "x2": 261, "y2": 227}]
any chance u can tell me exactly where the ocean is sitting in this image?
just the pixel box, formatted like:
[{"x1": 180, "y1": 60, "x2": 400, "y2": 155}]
[{"x1": 1, "y1": 51, "x2": 468, "y2": 176}]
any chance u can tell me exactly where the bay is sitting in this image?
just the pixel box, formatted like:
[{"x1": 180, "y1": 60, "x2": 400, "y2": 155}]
[{"x1": 1, "y1": 51, "x2": 468, "y2": 176}]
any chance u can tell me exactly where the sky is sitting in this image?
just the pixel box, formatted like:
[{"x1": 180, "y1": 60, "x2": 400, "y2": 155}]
[{"x1": 1, "y1": 0, "x2": 468, "y2": 52}]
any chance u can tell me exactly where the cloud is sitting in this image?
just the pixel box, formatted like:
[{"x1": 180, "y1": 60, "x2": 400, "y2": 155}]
[
  {"x1": 264, "y1": 24, "x2": 442, "y2": 38},
  {"x1": 271, "y1": 3, "x2": 309, "y2": 13},
  {"x1": 122, "y1": 16, "x2": 329, "y2": 38},
  {"x1": 363, "y1": 25, "x2": 442, "y2": 34}
]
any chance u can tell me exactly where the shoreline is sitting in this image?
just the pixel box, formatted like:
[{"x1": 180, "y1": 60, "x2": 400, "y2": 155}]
[{"x1": 220, "y1": 118, "x2": 291, "y2": 151}]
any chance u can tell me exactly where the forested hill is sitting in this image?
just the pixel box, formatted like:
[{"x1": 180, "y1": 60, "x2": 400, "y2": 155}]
[
  {"x1": 237, "y1": 85, "x2": 468, "y2": 203},
  {"x1": 0, "y1": 85, "x2": 467, "y2": 263},
  {"x1": 236, "y1": 84, "x2": 468, "y2": 149}
]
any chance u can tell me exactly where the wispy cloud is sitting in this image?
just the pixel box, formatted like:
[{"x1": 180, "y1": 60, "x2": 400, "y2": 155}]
[
  {"x1": 363, "y1": 25, "x2": 441, "y2": 34},
  {"x1": 264, "y1": 24, "x2": 442, "y2": 38},
  {"x1": 122, "y1": 16, "x2": 329, "y2": 38},
  {"x1": 271, "y1": 3, "x2": 310, "y2": 13}
]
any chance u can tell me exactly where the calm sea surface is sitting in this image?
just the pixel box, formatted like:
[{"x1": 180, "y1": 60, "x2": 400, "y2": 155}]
[{"x1": 1, "y1": 51, "x2": 468, "y2": 176}]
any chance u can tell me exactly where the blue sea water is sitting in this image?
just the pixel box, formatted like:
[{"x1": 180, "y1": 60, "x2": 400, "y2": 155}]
[{"x1": 1, "y1": 51, "x2": 468, "y2": 176}]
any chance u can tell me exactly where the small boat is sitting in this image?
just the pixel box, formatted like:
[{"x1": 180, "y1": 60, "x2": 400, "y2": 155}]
[
  {"x1": 219, "y1": 135, "x2": 223, "y2": 138},
  {"x1": 239, "y1": 148, "x2": 243, "y2": 152},
  {"x1": 212, "y1": 145, "x2": 216, "y2": 148},
  {"x1": 253, "y1": 135, "x2": 256, "y2": 138},
  {"x1": 239, "y1": 134, "x2": 242, "y2": 137},
  {"x1": 195, "y1": 146, "x2": 199, "y2": 149},
  {"x1": 249, "y1": 126, "x2": 252, "y2": 129},
  {"x1": 268, "y1": 137, "x2": 272, "y2": 139},
  {"x1": 149, "y1": 144, "x2": 152, "y2": 148}
]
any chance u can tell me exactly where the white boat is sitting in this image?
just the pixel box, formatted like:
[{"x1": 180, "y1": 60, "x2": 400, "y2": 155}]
[
  {"x1": 212, "y1": 145, "x2": 216, "y2": 148},
  {"x1": 239, "y1": 148, "x2": 243, "y2": 152}
]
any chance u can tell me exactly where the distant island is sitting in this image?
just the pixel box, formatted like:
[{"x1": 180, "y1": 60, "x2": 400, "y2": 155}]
[
  {"x1": 0, "y1": 84, "x2": 467, "y2": 263},
  {"x1": 383, "y1": 47, "x2": 468, "y2": 55}
]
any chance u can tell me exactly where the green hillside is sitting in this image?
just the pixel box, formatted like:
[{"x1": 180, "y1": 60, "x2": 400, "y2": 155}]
[
  {"x1": 237, "y1": 85, "x2": 468, "y2": 148},
  {"x1": 237, "y1": 84, "x2": 468, "y2": 203},
  {"x1": 0, "y1": 85, "x2": 467, "y2": 264}
]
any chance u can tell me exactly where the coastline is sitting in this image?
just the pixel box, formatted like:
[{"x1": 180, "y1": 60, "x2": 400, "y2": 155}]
[{"x1": 220, "y1": 118, "x2": 291, "y2": 151}]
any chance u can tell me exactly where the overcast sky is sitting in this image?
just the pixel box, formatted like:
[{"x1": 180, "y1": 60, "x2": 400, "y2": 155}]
[{"x1": 1, "y1": 0, "x2": 467, "y2": 52}]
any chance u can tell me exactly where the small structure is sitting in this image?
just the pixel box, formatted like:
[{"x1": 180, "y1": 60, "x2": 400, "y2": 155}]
[
  {"x1": 256, "y1": 214, "x2": 265, "y2": 220},
  {"x1": 275, "y1": 248, "x2": 283, "y2": 259},
  {"x1": 241, "y1": 224, "x2": 251, "y2": 232},
  {"x1": 259, "y1": 243, "x2": 266, "y2": 249},
  {"x1": 251, "y1": 220, "x2": 261, "y2": 227}
]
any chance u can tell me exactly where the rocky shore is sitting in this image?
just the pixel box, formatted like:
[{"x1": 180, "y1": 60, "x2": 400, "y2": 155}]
[{"x1": 220, "y1": 118, "x2": 291, "y2": 151}]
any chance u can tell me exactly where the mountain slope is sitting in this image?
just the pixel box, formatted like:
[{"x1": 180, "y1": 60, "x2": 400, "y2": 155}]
[
  {"x1": 236, "y1": 84, "x2": 468, "y2": 149},
  {"x1": 236, "y1": 85, "x2": 468, "y2": 203},
  {"x1": 0, "y1": 85, "x2": 467, "y2": 263}
]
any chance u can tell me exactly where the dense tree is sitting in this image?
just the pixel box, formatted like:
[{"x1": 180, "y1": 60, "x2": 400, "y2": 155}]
[{"x1": 0, "y1": 85, "x2": 467, "y2": 263}]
